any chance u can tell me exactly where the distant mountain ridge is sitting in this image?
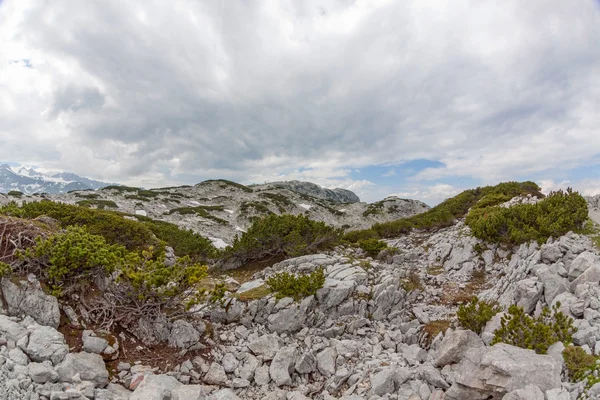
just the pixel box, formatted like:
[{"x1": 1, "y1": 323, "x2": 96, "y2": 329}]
[
  {"x1": 0, "y1": 164, "x2": 114, "y2": 194},
  {"x1": 266, "y1": 180, "x2": 361, "y2": 203}
]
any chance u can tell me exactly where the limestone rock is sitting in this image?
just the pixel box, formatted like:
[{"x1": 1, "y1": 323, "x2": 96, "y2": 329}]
[
  {"x1": 434, "y1": 329, "x2": 484, "y2": 367},
  {"x1": 445, "y1": 344, "x2": 561, "y2": 399},
  {"x1": 130, "y1": 374, "x2": 181, "y2": 400},
  {"x1": 269, "y1": 346, "x2": 297, "y2": 386},
  {"x1": 56, "y1": 352, "x2": 109, "y2": 388},
  {"x1": 1, "y1": 278, "x2": 60, "y2": 328}
]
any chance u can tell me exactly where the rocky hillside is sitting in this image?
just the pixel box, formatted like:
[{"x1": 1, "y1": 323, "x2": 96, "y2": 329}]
[
  {"x1": 1, "y1": 183, "x2": 600, "y2": 400},
  {"x1": 0, "y1": 179, "x2": 430, "y2": 248}
]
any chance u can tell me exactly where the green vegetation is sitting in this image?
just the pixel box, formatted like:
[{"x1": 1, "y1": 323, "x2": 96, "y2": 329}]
[
  {"x1": 28, "y1": 226, "x2": 128, "y2": 296},
  {"x1": 259, "y1": 193, "x2": 293, "y2": 209},
  {"x1": 74, "y1": 193, "x2": 100, "y2": 199},
  {"x1": 101, "y1": 185, "x2": 139, "y2": 193},
  {"x1": 467, "y1": 189, "x2": 588, "y2": 245},
  {"x1": 240, "y1": 201, "x2": 272, "y2": 215},
  {"x1": 345, "y1": 181, "x2": 542, "y2": 241},
  {"x1": 167, "y1": 205, "x2": 227, "y2": 225},
  {"x1": 358, "y1": 238, "x2": 388, "y2": 257},
  {"x1": 76, "y1": 199, "x2": 118, "y2": 209},
  {"x1": 226, "y1": 214, "x2": 342, "y2": 263},
  {"x1": 201, "y1": 179, "x2": 253, "y2": 193},
  {"x1": 266, "y1": 267, "x2": 325, "y2": 301},
  {"x1": 457, "y1": 297, "x2": 501, "y2": 334},
  {"x1": 563, "y1": 346, "x2": 599, "y2": 384},
  {"x1": 0, "y1": 201, "x2": 157, "y2": 250},
  {"x1": 363, "y1": 201, "x2": 385, "y2": 217},
  {"x1": 133, "y1": 216, "x2": 217, "y2": 261},
  {"x1": 7, "y1": 190, "x2": 23, "y2": 197},
  {"x1": 0, "y1": 261, "x2": 10, "y2": 277},
  {"x1": 125, "y1": 195, "x2": 150, "y2": 202},
  {"x1": 0, "y1": 201, "x2": 217, "y2": 260},
  {"x1": 491, "y1": 303, "x2": 576, "y2": 354}
]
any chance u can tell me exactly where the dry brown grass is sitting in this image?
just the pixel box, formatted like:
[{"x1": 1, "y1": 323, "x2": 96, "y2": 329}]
[
  {"x1": 234, "y1": 284, "x2": 271, "y2": 302},
  {"x1": 423, "y1": 320, "x2": 451, "y2": 345},
  {"x1": 440, "y1": 268, "x2": 487, "y2": 305}
]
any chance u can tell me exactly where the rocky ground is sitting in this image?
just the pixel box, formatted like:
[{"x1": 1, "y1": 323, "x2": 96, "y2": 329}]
[
  {"x1": 0, "y1": 180, "x2": 430, "y2": 248},
  {"x1": 1, "y1": 195, "x2": 600, "y2": 399}
]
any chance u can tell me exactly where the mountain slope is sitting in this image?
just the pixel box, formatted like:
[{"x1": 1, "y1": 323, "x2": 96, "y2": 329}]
[{"x1": 0, "y1": 164, "x2": 113, "y2": 194}]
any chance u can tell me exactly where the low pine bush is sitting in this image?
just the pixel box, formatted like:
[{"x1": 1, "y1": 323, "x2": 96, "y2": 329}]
[
  {"x1": 456, "y1": 297, "x2": 501, "y2": 334},
  {"x1": 26, "y1": 226, "x2": 128, "y2": 296},
  {"x1": 344, "y1": 181, "x2": 542, "y2": 241},
  {"x1": 358, "y1": 238, "x2": 387, "y2": 257},
  {"x1": 467, "y1": 189, "x2": 588, "y2": 245},
  {"x1": 0, "y1": 261, "x2": 10, "y2": 277},
  {"x1": 225, "y1": 214, "x2": 342, "y2": 263},
  {"x1": 491, "y1": 303, "x2": 576, "y2": 354},
  {"x1": 266, "y1": 267, "x2": 325, "y2": 301}
]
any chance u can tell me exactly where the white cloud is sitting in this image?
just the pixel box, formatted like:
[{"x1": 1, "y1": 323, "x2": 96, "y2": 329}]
[
  {"x1": 390, "y1": 183, "x2": 462, "y2": 206},
  {"x1": 0, "y1": 0, "x2": 599, "y2": 198}
]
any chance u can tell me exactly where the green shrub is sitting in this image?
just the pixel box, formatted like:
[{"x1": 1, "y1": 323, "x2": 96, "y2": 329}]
[
  {"x1": 226, "y1": 214, "x2": 342, "y2": 263},
  {"x1": 167, "y1": 206, "x2": 227, "y2": 224},
  {"x1": 563, "y1": 346, "x2": 599, "y2": 383},
  {"x1": 0, "y1": 261, "x2": 11, "y2": 277},
  {"x1": 342, "y1": 229, "x2": 378, "y2": 243},
  {"x1": 266, "y1": 267, "x2": 325, "y2": 300},
  {"x1": 491, "y1": 303, "x2": 576, "y2": 354},
  {"x1": 240, "y1": 201, "x2": 272, "y2": 215},
  {"x1": 346, "y1": 181, "x2": 542, "y2": 241},
  {"x1": 0, "y1": 201, "x2": 157, "y2": 251},
  {"x1": 74, "y1": 193, "x2": 100, "y2": 199},
  {"x1": 467, "y1": 189, "x2": 588, "y2": 245},
  {"x1": 259, "y1": 193, "x2": 293, "y2": 208},
  {"x1": 7, "y1": 191, "x2": 23, "y2": 197},
  {"x1": 138, "y1": 218, "x2": 217, "y2": 261},
  {"x1": 77, "y1": 199, "x2": 118, "y2": 209},
  {"x1": 358, "y1": 238, "x2": 387, "y2": 257},
  {"x1": 101, "y1": 185, "x2": 139, "y2": 193},
  {"x1": 28, "y1": 226, "x2": 128, "y2": 296},
  {"x1": 457, "y1": 297, "x2": 501, "y2": 334},
  {"x1": 363, "y1": 201, "x2": 385, "y2": 217}
]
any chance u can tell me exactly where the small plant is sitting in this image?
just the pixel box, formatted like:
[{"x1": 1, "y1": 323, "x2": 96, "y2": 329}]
[
  {"x1": 266, "y1": 267, "x2": 325, "y2": 301},
  {"x1": 358, "y1": 238, "x2": 387, "y2": 257},
  {"x1": 491, "y1": 303, "x2": 576, "y2": 354},
  {"x1": 0, "y1": 261, "x2": 11, "y2": 278},
  {"x1": 563, "y1": 346, "x2": 599, "y2": 383},
  {"x1": 401, "y1": 272, "x2": 423, "y2": 292},
  {"x1": 7, "y1": 191, "x2": 23, "y2": 197},
  {"x1": 426, "y1": 265, "x2": 444, "y2": 275},
  {"x1": 457, "y1": 297, "x2": 501, "y2": 334}
]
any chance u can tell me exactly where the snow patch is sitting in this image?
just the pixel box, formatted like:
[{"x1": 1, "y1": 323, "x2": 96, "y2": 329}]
[
  {"x1": 135, "y1": 210, "x2": 147, "y2": 217},
  {"x1": 210, "y1": 237, "x2": 228, "y2": 249},
  {"x1": 235, "y1": 226, "x2": 246, "y2": 233},
  {"x1": 298, "y1": 203, "x2": 312, "y2": 210},
  {"x1": 189, "y1": 200, "x2": 201, "y2": 206},
  {"x1": 224, "y1": 209, "x2": 234, "y2": 214}
]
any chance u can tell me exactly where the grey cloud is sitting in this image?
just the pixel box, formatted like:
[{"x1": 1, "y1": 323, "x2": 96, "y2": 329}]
[{"x1": 0, "y1": 0, "x2": 599, "y2": 190}]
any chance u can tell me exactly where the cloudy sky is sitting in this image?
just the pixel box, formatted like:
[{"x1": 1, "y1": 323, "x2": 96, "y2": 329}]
[{"x1": 1, "y1": 0, "x2": 599, "y2": 204}]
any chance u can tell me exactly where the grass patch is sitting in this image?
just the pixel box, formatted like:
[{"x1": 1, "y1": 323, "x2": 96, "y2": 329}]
[
  {"x1": 7, "y1": 191, "x2": 23, "y2": 197},
  {"x1": 423, "y1": 320, "x2": 451, "y2": 345},
  {"x1": 426, "y1": 265, "x2": 444, "y2": 275},
  {"x1": 401, "y1": 272, "x2": 423, "y2": 292},
  {"x1": 125, "y1": 195, "x2": 150, "y2": 202},
  {"x1": 234, "y1": 284, "x2": 271, "y2": 302}
]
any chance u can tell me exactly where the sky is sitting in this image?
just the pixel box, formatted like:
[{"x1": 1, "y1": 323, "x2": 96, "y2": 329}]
[{"x1": 1, "y1": 0, "x2": 599, "y2": 205}]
